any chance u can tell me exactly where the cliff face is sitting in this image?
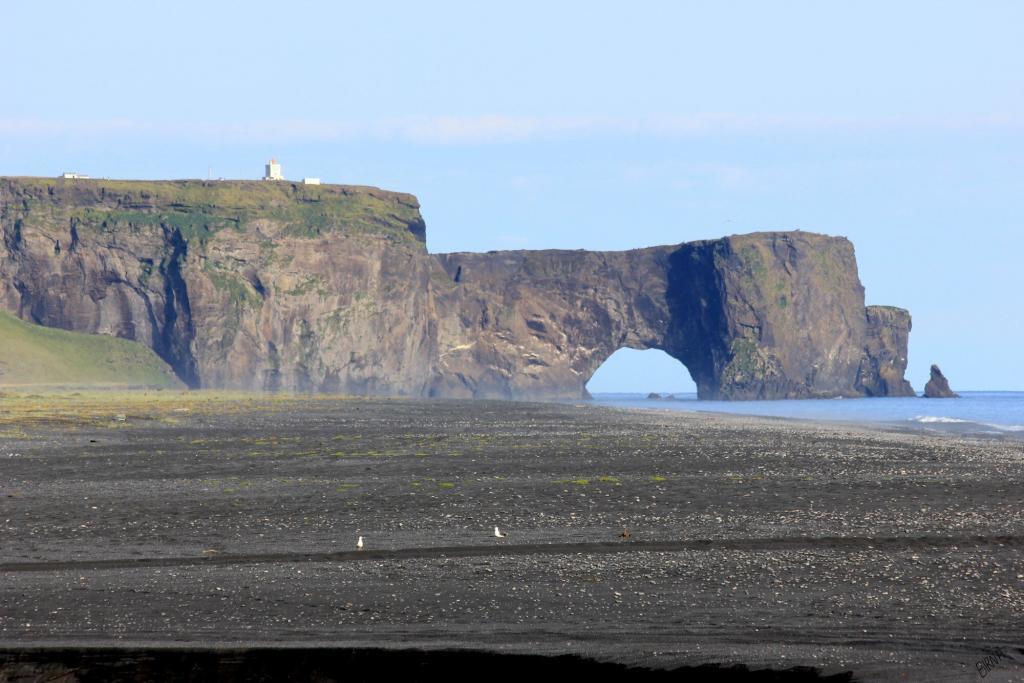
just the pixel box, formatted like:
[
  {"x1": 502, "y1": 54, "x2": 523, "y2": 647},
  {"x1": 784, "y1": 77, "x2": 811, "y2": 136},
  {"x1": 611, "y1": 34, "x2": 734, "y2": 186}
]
[
  {"x1": 857, "y1": 306, "x2": 915, "y2": 397},
  {"x1": 662, "y1": 233, "x2": 871, "y2": 399},
  {"x1": 431, "y1": 247, "x2": 673, "y2": 399},
  {"x1": 0, "y1": 177, "x2": 913, "y2": 399},
  {"x1": 0, "y1": 178, "x2": 432, "y2": 393},
  {"x1": 435, "y1": 233, "x2": 912, "y2": 400}
]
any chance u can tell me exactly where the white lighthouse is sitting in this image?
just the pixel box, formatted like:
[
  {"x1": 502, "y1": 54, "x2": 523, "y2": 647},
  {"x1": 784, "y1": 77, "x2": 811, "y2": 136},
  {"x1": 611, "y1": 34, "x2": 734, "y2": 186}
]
[{"x1": 263, "y1": 158, "x2": 283, "y2": 181}]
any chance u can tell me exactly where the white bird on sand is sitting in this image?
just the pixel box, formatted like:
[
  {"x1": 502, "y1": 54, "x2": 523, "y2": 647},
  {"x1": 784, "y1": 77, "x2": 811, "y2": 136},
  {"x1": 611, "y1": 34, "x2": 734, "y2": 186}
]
[
  {"x1": 494, "y1": 526, "x2": 506, "y2": 538},
  {"x1": 356, "y1": 536, "x2": 364, "y2": 550}
]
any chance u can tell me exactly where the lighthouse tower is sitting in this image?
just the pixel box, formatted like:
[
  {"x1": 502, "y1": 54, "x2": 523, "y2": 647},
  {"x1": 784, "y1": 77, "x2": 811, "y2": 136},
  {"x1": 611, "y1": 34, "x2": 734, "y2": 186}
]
[{"x1": 263, "y1": 158, "x2": 283, "y2": 181}]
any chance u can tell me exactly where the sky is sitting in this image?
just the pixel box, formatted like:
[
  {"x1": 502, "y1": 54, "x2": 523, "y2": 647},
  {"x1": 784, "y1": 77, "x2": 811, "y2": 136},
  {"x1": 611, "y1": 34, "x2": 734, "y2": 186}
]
[{"x1": 1, "y1": 1, "x2": 1021, "y2": 392}]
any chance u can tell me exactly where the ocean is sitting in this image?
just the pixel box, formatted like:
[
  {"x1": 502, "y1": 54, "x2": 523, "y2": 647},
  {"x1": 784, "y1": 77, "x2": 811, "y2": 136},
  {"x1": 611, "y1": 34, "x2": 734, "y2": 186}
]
[{"x1": 589, "y1": 391, "x2": 1024, "y2": 439}]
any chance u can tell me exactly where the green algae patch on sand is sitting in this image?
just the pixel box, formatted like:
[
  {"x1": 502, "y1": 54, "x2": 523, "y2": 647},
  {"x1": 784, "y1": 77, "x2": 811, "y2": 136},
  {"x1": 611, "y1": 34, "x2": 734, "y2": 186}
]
[
  {"x1": 0, "y1": 311, "x2": 182, "y2": 389},
  {"x1": 0, "y1": 389, "x2": 362, "y2": 429}
]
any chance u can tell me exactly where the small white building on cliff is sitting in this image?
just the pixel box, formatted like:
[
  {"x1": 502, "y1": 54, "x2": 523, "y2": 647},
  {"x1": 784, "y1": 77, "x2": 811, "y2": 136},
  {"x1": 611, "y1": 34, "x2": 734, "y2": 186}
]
[{"x1": 263, "y1": 158, "x2": 283, "y2": 181}]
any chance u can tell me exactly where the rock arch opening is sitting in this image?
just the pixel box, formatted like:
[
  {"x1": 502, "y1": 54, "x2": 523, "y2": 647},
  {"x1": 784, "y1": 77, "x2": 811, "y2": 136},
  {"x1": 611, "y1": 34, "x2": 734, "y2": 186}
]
[{"x1": 585, "y1": 348, "x2": 696, "y2": 396}]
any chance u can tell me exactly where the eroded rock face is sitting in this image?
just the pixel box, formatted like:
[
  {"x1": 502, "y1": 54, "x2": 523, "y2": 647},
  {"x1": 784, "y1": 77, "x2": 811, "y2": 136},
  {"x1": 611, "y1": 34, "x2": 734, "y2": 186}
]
[
  {"x1": 0, "y1": 178, "x2": 432, "y2": 394},
  {"x1": 858, "y1": 306, "x2": 915, "y2": 397},
  {"x1": 433, "y1": 233, "x2": 911, "y2": 400},
  {"x1": 923, "y1": 365, "x2": 959, "y2": 398},
  {"x1": 663, "y1": 233, "x2": 873, "y2": 400},
  {"x1": 431, "y1": 247, "x2": 673, "y2": 398},
  {"x1": 1, "y1": 177, "x2": 914, "y2": 400}
]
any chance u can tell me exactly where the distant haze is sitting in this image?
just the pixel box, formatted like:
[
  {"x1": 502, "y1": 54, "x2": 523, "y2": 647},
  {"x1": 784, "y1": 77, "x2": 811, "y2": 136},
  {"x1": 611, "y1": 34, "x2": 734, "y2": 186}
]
[{"x1": 2, "y1": 1, "x2": 1020, "y2": 391}]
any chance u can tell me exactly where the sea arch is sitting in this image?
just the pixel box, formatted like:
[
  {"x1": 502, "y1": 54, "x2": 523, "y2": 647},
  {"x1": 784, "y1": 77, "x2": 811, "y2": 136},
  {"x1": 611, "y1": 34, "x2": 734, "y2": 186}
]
[{"x1": 585, "y1": 347, "x2": 697, "y2": 396}]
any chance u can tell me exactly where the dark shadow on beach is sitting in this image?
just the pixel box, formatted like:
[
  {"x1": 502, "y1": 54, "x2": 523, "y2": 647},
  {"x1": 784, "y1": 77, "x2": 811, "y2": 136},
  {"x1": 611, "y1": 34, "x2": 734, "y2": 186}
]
[{"x1": 0, "y1": 647, "x2": 855, "y2": 682}]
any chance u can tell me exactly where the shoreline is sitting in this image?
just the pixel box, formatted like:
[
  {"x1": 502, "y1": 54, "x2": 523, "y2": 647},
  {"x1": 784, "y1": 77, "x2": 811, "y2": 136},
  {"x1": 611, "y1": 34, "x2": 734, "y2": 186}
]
[
  {"x1": 579, "y1": 393, "x2": 1024, "y2": 443},
  {"x1": 3, "y1": 385, "x2": 1021, "y2": 441}
]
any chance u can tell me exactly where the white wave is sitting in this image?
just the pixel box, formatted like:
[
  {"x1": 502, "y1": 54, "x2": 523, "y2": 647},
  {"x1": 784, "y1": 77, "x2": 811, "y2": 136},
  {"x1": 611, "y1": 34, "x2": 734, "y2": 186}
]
[
  {"x1": 910, "y1": 415, "x2": 1024, "y2": 433},
  {"x1": 982, "y1": 422, "x2": 1024, "y2": 432}
]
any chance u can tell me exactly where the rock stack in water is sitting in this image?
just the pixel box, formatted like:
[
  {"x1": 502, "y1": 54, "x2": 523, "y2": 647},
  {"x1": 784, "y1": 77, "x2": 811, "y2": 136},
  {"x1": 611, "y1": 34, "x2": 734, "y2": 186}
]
[{"x1": 923, "y1": 364, "x2": 959, "y2": 398}]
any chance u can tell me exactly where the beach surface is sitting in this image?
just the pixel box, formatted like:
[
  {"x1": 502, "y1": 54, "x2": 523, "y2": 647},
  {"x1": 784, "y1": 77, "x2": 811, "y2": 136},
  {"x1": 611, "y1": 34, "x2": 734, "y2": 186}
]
[{"x1": 1, "y1": 393, "x2": 1021, "y2": 680}]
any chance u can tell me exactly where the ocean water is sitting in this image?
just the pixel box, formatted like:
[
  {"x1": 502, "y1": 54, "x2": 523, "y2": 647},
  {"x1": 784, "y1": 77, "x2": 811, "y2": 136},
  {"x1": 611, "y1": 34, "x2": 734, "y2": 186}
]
[{"x1": 589, "y1": 391, "x2": 1024, "y2": 439}]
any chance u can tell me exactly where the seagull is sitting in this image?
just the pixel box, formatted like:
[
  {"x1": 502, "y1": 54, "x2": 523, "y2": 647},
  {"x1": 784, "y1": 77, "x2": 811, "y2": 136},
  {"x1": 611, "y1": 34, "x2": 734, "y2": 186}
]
[
  {"x1": 356, "y1": 536, "x2": 364, "y2": 550},
  {"x1": 494, "y1": 526, "x2": 506, "y2": 538}
]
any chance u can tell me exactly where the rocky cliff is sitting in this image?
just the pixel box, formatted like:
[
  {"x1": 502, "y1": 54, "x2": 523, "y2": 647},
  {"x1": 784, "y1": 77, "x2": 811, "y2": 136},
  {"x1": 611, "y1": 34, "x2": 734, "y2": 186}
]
[
  {"x1": 0, "y1": 177, "x2": 913, "y2": 399},
  {"x1": 857, "y1": 306, "x2": 915, "y2": 397}
]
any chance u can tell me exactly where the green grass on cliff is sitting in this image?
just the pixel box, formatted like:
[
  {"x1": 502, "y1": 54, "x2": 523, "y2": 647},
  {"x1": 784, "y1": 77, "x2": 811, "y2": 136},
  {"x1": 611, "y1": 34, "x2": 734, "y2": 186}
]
[
  {"x1": 0, "y1": 311, "x2": 181, "y2": 388},
  {"x1": 5, "y1": 177, "x2": 426, "y2": 247}
]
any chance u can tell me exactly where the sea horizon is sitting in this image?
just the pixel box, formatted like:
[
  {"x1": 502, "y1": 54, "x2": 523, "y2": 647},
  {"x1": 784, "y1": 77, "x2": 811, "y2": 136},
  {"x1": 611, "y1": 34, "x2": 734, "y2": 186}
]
[{"x1": 588, "y1": 390, "x2": 1024, "y2": 440}]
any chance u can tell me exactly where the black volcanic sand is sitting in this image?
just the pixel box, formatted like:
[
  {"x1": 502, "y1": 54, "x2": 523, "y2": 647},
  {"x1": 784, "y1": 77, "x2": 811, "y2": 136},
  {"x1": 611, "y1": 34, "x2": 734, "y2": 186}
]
[{"x1": 1, "y1": 396, "x2": 1022, "y2": 681}]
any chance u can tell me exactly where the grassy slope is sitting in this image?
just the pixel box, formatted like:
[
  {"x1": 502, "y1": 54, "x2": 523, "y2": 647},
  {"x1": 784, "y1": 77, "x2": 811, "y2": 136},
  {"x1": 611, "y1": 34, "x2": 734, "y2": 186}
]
[{"x1": 0, "y1": 311, "x2": 182, "y2": 388}]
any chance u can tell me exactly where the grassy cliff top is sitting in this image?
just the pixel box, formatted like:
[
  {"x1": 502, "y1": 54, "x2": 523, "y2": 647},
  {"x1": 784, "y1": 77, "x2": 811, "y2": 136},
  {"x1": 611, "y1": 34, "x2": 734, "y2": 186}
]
[
  {"x1": 1, "y1": 176, "x2": 426, "y2": 245},
  {"x1": 0, "y1": 311, "x2": 182, "y2": 389}
]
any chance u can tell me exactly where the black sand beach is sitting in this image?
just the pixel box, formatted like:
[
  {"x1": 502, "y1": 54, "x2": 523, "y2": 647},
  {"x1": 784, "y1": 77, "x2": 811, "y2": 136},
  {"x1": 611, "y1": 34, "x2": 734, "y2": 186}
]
[{"x1": 1, "y1": 395, "x2": 1021, "y2": 681}]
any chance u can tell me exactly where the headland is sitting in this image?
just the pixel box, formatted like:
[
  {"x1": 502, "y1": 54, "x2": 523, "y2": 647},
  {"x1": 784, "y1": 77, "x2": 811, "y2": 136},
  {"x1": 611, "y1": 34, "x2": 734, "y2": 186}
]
[{"x1": 1, "y1": 176, "x2": 913, "y2": 400}]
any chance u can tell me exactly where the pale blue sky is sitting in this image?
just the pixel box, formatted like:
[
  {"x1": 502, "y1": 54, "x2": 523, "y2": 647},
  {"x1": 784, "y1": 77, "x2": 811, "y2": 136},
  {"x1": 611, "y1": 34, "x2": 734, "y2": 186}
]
[{"x1": 2, "y1": 1, "x2": 1021, "y2": 391}]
